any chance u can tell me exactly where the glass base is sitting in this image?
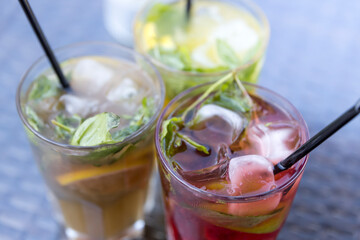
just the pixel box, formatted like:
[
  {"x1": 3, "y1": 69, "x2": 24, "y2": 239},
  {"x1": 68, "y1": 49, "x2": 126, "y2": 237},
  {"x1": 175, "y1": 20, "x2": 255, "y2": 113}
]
[{"x1": 65, "y1": 219, "x2": 145, "y2": 240}]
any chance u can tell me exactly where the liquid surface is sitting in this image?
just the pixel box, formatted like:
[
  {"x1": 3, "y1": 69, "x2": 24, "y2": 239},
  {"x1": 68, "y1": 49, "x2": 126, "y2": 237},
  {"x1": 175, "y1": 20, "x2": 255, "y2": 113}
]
[
  {"x1": 24, "y1": 56, "x2": 159, "y2": 146},
  {"x1": 163, "y1": 92, "x2": 303, "y2": 197}
]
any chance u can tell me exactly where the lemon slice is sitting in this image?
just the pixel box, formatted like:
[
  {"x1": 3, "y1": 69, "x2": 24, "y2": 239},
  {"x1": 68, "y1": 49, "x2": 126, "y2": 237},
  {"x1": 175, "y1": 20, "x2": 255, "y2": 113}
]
[{"x1": 57, "y1": 146, "x2": 151, "y2": 186}]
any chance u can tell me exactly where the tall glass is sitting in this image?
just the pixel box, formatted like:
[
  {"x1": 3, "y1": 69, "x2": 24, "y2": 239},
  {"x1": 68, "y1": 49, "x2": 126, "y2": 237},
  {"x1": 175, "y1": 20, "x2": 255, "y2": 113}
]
[
  {"x1": 134, "y1": 0, "x2": 270, "y2": 102},
  {"x1": 16, "y1": 42, "x2": 165, "y2": 240},
  {"x1": 155, "y1": 82, "x2": 309, "y2": 240}
]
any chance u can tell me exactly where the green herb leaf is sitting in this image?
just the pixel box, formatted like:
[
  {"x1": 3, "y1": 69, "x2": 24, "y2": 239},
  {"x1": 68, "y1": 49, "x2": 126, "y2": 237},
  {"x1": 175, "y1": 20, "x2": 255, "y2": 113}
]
[
  {"x1": 112, "y1": 125, "x2": 140, "y2": 142},
  {"x1": 160, "y1": 117, "x2": 183, "y2": 157},
  {"x1": 146, "y1": 3, "x2": 185, "y2": 36},
  {"x1": 52, "y1": 114, "x2": 82, "y2": 140},
  {"x1": 208, "y1": 80, "x2": 252, "y2": 114},
  {"x1": 181, "y1": 72, "x2": 234, "y2": 121},
  {"x1": 159, "y1": 52, "x2": 186, "y2": 70},
  {"x1": 70, "y1": 112, "x2": 120, "y2": 146},
  {"x1": 176, "y1": 132, "x2": 209, "y2": 154},
  {"x1": 25, "y1": 106, "x2": 43, "y2": 131},
  {"x1": 28, "y1": 75, "x2": 61, "y2": 101},
  {"x1": 112, "y1": 97, "x2": 155, "y2": 142},
  {"x1": 216, "y1": 39, "x2": 240, "y2": 69},
  {"x1": 161, "y1": 71, "x2": 254, "y2": 159},
  {"x1": 149, "y1": 46, "x2": 192, "y2": 71}
]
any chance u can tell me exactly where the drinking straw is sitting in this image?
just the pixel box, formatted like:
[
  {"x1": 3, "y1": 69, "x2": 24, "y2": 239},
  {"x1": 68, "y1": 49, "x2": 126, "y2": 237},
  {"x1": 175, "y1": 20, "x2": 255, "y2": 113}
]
[
  {"x1": 18, "y1": 0, "x2": 70, "y2": 89},
  {"x1": 273, "y1": 99, "x2": 360, "y2": 174},
  {"x1": 186, "y1": 0, "x2": 192, "y2": 20}
]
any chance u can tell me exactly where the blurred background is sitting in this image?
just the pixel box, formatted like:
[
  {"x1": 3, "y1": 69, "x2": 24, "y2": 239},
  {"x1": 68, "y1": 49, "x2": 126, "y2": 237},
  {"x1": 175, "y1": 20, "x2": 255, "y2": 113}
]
[{"x1": 0, "y1": 0, "x2": 359, "y2": 239}]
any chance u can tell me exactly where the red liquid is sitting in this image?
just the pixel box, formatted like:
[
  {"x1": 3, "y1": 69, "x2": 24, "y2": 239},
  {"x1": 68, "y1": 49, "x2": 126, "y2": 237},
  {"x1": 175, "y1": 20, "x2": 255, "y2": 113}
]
[
  {"x1": 160, "y1": 168, "x2": 302, "y2": 240},
  {"x1": 158, "y1": 93, "x2": 307, "y2": 240}
]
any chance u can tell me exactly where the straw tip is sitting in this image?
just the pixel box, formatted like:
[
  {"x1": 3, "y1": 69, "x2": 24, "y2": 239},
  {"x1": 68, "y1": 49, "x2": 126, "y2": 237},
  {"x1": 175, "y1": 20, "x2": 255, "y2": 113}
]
[
  {"x1": 273, "y1": 162, "x2": 286, "y2": 175},
  {"x1": 355, "y1": 98, "x2": 360, "y2": 112}
]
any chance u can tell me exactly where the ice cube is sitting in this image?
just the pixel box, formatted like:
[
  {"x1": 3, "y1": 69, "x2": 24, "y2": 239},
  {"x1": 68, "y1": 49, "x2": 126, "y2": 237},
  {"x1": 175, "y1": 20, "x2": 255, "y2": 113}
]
[
  {"x1": 196, "y1": 104, "x2": 244, "y2": 141},
  {"x1": 60, "y1": 94, "x2": 100, "y2": 118},
  {"x1": 227, "y1": 155, "x2": 281, "y2": 216},
  {"x1": 71, "y1": 59, "x2": 114, "y2": 96},
  {"x1": 228, "y1": 155, "x2": 275, "y2": 196},
  {"x1": 106, "y1": 77, "x2": 138, "y2": 102},
  {"x1": 247, "y1": 122, "x2": 300, "y2": 164},
  {"x1": 211, "y1": 19, "x2": 259, "y2": 53},
  {"x1": 177, "y1": 144, "x2": 231, "y2": 182}
]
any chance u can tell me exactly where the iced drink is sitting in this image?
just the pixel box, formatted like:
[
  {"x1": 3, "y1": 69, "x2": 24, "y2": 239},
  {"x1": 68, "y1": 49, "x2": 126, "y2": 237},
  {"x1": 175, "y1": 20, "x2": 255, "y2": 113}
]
[
  {"x1": 155, "y1": 74, "x2": 309, "y2": 239},
  {"x1": 16, "y1": 43, "x2": 164, "y2": 240},
  {"x1": 134, "y1": 0, "x2": 269, "y2": 101}
]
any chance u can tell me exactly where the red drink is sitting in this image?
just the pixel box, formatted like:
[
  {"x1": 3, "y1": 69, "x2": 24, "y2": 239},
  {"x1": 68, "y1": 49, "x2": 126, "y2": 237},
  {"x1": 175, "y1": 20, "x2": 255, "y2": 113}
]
[{"x1": 155, "y1": 77, "x2": 309, "y2": 240}]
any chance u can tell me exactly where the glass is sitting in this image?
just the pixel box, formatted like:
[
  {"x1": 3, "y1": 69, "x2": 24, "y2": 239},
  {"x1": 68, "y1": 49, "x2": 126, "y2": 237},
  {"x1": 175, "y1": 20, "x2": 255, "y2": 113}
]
[
  {"x1": 155, "y1": 82, "x2": 309, "y2": 240},
  {"x1": 134, "y1": 0, "x2": 270, "y2": 102},
  {"x1": 16, "y1": 42, "x2": 165, "y2": 240},
  {"x1": 103, "y1": 0, "x2": 148, "y2": 47}
]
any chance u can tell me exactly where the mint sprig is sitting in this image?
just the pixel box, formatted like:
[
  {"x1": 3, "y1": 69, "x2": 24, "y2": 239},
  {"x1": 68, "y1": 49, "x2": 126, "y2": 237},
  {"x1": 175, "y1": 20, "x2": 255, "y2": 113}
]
[
  {"x1": 28, "y1": 75, "x2": 61, "y2": 101},
  {"x1": 112, "y1": 97, "x2": 155, "y2": 142},
  {"x1": 25, "y1": 106, "x2": 44, "y2": 131},
  {"x1": 51, "y1": 114, "x2": 82, "y2": 140},
  {"x1": 160, "y1": 72, "x2": 254, "y2": 158}
]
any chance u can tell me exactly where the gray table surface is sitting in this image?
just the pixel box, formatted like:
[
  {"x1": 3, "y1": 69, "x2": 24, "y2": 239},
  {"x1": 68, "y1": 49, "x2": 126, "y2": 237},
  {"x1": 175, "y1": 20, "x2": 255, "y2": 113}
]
[{"x1": 0, "y1": 0, "x2": 359, "y2": 240}]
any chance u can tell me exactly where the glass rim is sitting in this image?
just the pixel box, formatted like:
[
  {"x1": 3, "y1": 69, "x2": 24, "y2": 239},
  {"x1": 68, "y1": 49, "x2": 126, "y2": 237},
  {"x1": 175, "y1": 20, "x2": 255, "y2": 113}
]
[
  {"x1": 133, "y1": 0, "x2": 270, "y2": 77},
  {"x1": 155, "y1": 81, "x2": 310, "y2": 202},
  {"x1": 16, "y1": 41, "x2": 165, "y2": 150}
]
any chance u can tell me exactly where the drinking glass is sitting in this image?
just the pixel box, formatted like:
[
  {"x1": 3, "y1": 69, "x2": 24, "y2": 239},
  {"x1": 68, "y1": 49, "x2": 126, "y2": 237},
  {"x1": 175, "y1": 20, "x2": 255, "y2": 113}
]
[{"x1": 16, "y1": 42, "x2": 165, "y2": 240}]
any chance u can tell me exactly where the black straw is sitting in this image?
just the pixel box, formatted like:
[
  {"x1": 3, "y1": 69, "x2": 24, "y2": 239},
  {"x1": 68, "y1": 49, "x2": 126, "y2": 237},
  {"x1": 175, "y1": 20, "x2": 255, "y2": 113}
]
[
  {"x1": 186, "y1": 0, "x2": 192, "y2": 20},
  {"x1": 18, "y1": 0, "x2": 70, "y2": 89},
  {"x1": 274, "y1": 99, "x2": 360, "y2": 174}
]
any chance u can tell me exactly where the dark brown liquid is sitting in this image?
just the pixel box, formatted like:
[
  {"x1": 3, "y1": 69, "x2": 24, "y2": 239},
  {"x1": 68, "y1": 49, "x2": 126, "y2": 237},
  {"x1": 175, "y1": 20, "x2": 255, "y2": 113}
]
[{"x1": 168, "y1": 95, "x2": 302, "y2": 194}]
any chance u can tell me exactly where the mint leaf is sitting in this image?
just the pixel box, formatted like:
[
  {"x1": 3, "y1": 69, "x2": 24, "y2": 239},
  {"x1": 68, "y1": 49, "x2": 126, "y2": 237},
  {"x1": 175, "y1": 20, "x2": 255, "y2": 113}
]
[
  {"x1": 28, "y1": 75, "x2": 61, "y2": 101},
  {"x1": 161, "y1": 117, "x2": 183, "y2": 157},
  {"x1": 149, "y1": 46, "x2": 192, "y2": 71},
  {"x1": 161, "y1": 72, "x2": 253, "y2": 158},
  {"x1": 112, "y1": 125, "x2": 140, "y2": 142},
  {"x1": 25, "y1": 106, "x2": 43, "y2": 131},
  {"x1": 71, "y1": 112, "x2": 120, "y2": 146},
  {"x1": 161, "y1": 117, "x2": 209, "y2": 156},
  {"x1": 176, "y1": 132, "x2": 209, "y2": 154},
  {"x1": 208, "y1": 81, "x2": 252, "y2": 114},
  {"x1": 146, "y1": 3, "x2": 184, "y2": 36},
  {"x1": 146, "y1": 3, "x2": 172, "y2": 22},
  {"x1": 160, "y1": 53, "x2": 185, "y2": 70},
  {"x1": 216, "y1": 39, "x2": 240, "y2": 69},
  {"x1": 181, "y1": 72, "x2": 234, "y2": 121},
  {"x1": 52, "y1": 114, "x2": 82, "y2": 140},
  {"x1": 112, "y1": 97, "x2": 155, "y2": 142}
]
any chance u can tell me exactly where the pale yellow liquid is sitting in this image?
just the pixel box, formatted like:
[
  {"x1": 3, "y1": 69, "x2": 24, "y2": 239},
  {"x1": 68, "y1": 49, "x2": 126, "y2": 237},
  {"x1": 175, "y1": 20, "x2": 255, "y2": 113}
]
[{"x1": 27, "y1": 56, "x2": 158, "y2": 239}]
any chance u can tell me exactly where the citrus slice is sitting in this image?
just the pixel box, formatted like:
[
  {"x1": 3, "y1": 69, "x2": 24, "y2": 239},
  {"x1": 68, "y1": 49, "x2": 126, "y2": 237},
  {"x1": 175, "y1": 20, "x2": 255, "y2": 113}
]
[{"x1": 57, "y1": 146, "x2": 151, "y2": 186}]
